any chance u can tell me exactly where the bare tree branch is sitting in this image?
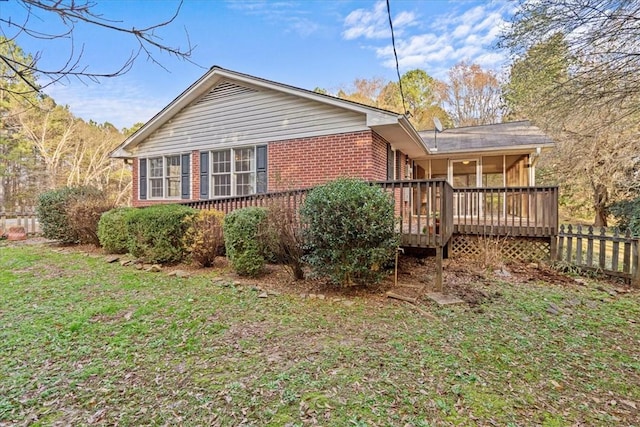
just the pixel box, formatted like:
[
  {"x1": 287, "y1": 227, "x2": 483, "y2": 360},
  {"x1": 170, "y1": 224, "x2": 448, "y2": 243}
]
[{"x1": 0, "y1": 0, "x2": 196, "y2": 94}]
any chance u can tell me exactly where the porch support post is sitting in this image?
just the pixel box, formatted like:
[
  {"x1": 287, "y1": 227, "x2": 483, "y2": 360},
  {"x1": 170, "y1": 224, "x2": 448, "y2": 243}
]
[
  {"x1": 435, "y1": 245, "x2": 443, "y2": 293},
  {"x1": 549, "y1": 236, "x2": 558, "y2": 262}
]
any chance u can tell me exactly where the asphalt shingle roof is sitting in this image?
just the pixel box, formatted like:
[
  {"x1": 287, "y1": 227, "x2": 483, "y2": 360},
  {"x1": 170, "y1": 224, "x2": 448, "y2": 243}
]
[{"x1": 418, "y1": 120, "x2": 554, "y2": 154}]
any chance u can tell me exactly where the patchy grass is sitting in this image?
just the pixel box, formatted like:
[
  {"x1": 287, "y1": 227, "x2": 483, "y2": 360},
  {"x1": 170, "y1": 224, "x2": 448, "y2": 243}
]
[{"x1": 0, "y1": 244, "x2": 639, "y2": 426}]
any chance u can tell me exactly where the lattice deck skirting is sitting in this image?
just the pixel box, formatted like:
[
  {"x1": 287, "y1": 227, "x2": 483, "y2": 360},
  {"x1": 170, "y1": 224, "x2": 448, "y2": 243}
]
[{"x1": 450, "y1": 234, "x2": 551, "y2": 262}]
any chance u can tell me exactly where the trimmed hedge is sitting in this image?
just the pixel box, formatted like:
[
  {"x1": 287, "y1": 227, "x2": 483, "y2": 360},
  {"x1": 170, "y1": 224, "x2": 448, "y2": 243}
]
[
  {"x1": 125, "y1": 204, "x2": 197, "y2": 264},
  {"x1": 36, "y1": 186, "x2": 102, "y2": 244},
  {"x1": 223, "y1": 207, "x2": 268, "y2": 276},
  {"x1": 98, "y1": 207, "x2": 136, "y2": 254},
  {"x1": 300, "y1": 178, "x2": 399, "y2": 286}
]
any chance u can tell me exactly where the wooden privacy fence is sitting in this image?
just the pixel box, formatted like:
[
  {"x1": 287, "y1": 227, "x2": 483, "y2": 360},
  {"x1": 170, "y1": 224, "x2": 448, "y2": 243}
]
[
  {"x1": 557, "y1": 224, "x2": 640, "y2": 285},
  {"x1": 0, "y1": 208, "x2": 40, "y2": 235}
]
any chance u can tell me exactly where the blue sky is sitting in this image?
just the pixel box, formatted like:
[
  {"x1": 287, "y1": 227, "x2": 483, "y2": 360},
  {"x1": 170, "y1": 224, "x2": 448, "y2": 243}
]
[{"x1": 1, "y1": 0, "x2": 515, "y2": 129}]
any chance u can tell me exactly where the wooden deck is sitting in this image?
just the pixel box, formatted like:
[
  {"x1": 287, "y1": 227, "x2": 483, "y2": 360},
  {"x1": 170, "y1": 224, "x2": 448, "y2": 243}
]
[
  {"x1": 183, "y1": 181, "x2": 559, "y2": 293},
  {"x1": 184, "y1": 181, "x2": 559, "y2": 249}
]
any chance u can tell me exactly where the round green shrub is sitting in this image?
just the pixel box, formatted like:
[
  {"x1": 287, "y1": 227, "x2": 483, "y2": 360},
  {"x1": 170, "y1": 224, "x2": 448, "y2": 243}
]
[
  {"x1": 300, "y1": 178, "x2": 399, "y2": 286},
  {"x1": 223, "y1": 207, "x2": 268, "y2": 276},
  {"x1": 125, "y1": 204, "x2": 197, "y2": 264},
  {"x1": 98, "y1": 207, "x2": 136, "y2": 254},
  {"x1": 36, "y1": 186, "x2": 102, "y2": 244}
]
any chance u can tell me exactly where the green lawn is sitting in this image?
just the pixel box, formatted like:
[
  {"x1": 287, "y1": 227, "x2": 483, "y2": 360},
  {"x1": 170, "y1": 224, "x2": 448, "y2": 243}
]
[{"x1": 0, "y1": 244, "x2": 638, "y2": 426}]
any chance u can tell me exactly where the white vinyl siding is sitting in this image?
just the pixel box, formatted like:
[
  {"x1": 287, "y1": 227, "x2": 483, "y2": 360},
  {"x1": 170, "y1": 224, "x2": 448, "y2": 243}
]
[
  {"x1": 148, "y1": 155, "x2": 181, "y2": 199},
  {"x1": 210, "y1": 147, "x2": 256, "y2": 197},
  {"x1": 133, "y1": 81, "x2": 368, "y2": 157}
]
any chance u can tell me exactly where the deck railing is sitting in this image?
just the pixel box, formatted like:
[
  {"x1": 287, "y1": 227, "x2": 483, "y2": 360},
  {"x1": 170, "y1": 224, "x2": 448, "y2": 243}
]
[
  {"x1": 183, "y1": 179, "x2": 455, "y2": 249},
  {"x1": 452, "y1": 186, "x2": 558, "y2": 237},
  {"x1": 373, "y1": 179, "x2": 453, "y2": 248}
]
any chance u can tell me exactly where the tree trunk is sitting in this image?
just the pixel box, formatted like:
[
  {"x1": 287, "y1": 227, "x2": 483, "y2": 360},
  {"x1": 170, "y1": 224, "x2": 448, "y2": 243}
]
[{"x1": 593, "y1": 183, "x2": 608, "y2": 227}]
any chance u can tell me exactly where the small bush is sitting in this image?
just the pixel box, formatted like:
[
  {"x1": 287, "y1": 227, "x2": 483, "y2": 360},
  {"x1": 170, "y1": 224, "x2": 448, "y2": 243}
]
[
  {"x1": 98, "y1": 207, "x2": 136, "y2": 254},
  {"x1": 259, "y1": 202, "x2": 305, "y2": 280},
  {"x1": 125, "y1": 204, "x2": 197, "y2": 264},
  {"x1": 223, "y1": 207, "x2": 268, "y2": 276},
  {"x1": 183, "y1": 209, "x2": 225, "y2": 267},
  {"x1": 300, "y1": 178, "x2": 399, "y2": 286},
  {"x1": 36, "y1": 186, "x2": 102, "y2": 244},
  {"x1": 67, "y1": 198, "x2": 116, "y2": 245}
]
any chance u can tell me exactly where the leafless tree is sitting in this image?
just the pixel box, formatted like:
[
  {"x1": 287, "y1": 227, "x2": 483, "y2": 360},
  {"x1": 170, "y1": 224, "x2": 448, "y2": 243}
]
[
  {"x1": 445, "y1": 62, "x2": 503, "y2": 127},
  {"x1": 501, "y1": 0, "x2": 640, "y2": 119},
  {"x1": 0, "y1": 0, "x2": 194, "y2": 94}
]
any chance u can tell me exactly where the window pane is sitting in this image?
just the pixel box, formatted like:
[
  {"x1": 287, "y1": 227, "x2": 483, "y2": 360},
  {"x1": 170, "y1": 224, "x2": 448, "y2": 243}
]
[
  {"x1": 236, "y1": 172, "x2": 255, "y2": 196},
  {"x1": 149, "y1": 158, "x2": 163, "y2": 178},
  {"x1": 166, "y1": 177, "x2": 180, "y2": 197},
  {"x1": 212, "y1": 150, "x2": 231, "y2": 174},
  {"x1": 166, "y1": 155, "x2": 181, "y2": 177},
  {"x1": 150, "y1": 178, "x2": 163, "y2": 197},
  {"x1": 213, "y1": 174, "x2": 231, "y2": 196},
  {"x1": 235, "y1": 148, "x2": 254, "y2": 172}
]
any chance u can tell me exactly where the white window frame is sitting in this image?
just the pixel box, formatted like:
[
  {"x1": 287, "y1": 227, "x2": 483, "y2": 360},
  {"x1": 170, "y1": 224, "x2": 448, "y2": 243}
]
[
  {"x1": 148, "y1": 154, "x2": 182, "y2": 200},
  {"x1": 210, "y1": 147, "x2": 257, "y2": 198}
]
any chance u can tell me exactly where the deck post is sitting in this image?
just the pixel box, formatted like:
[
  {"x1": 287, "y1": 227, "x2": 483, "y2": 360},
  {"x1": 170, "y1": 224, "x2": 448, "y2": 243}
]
[
  {"x1": 549, "y1": 236, "x2": 557, "y2": 261},
  {"x1": 435, "y1": 245, "x2": 443, "y2": 293}
]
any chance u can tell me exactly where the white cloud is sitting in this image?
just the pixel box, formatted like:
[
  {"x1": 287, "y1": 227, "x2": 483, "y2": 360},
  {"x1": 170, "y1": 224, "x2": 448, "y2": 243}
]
[
  {"x1": 343, "y1": 1, "x2": 389, "y2": 40},
  {"x1": 342, "y1": 0, "x2": 417, "y2": 40},
  {"x1": 343, "y1": 0, "x2": 510, "y2": 77}
]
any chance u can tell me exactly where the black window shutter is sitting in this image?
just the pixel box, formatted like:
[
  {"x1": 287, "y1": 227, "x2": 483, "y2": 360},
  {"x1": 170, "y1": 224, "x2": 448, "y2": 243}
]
[
  {"x1": 181, "y1": 153, "x2": 190, "y2": 199},
  {"x1": 256, "y1": 145, "x2": 267, "y2": 194},
  {"x1": 396, "y1": 151, "x2": 402, "y2": 180},
  {"x1": 139, "y1": 158, "x2": 147, "y2": 200},
  {"x1": 387, "y1": 144, "x2": 394, "y2": 180},
  {"x1": 199, "y1": 151, "x2": 209, "y2": 199}
]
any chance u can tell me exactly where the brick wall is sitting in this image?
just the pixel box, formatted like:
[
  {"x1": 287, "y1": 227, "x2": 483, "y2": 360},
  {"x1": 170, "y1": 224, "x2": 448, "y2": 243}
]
[
  {"x1": 268, "y1": 130, "x2": 390, "y2": 191},
  {"x1": 131, "y1": 130, "x2": 397, "y2": 205},
  {"x1": 191, "y1": 150, "x2": 200, "y2": 199}
]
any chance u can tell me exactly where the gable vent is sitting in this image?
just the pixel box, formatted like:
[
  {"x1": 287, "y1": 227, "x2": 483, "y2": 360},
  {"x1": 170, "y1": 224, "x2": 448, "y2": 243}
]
[{"x1": 196, "y1": 81, "x2": 259, "y2": 105}]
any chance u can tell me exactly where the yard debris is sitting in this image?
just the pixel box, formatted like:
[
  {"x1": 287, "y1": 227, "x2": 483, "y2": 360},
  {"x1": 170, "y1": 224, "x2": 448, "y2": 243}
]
[
  {"x1": 621, "y1": 400, "x2": 637, "y2": 410},
  {"x1": 405, "y1": 302, "x2": 439, "y2": 321},
  {"x1": 146, "y1": 264, "x2": 162, "y2": 272},
  {"x1": 546, "y1": 302, "x2": 561, "y2": 315},
  {"x1": 104, "y1": 255, "x2": 120, "y2": 263},
  {"x1": 495, "y1": 268, "x2": 512, "y2": 278},
  {"x1": 258, "y1": 292, "x2": 268, "y2": 298},
  {"x1": 120, "y1": 259, "x2": 132, "y2": 267},
  {"x1": 168, "y1": 270, "x2": 190, "y2": 278},
  {"x1": 386, "y1": 291, "x2": 417, "y2": 304}
]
